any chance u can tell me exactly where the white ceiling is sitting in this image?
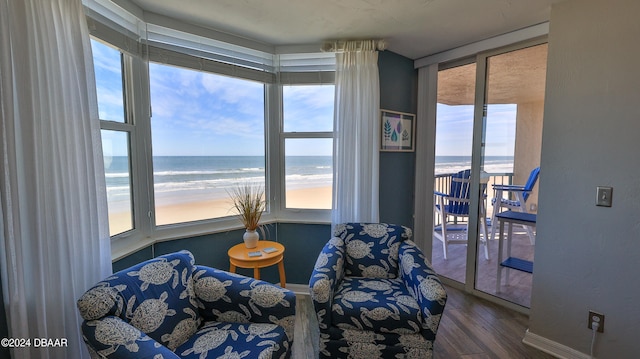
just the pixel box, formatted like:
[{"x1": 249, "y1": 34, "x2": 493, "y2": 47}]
[{"x1": 128, "y1": 0, "x2": 564, "y2": 59}]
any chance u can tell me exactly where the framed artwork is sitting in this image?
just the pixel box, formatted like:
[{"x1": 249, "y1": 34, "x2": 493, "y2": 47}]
[{"x1": 380, "y1": 109, "x2": 415, "y2": 152}]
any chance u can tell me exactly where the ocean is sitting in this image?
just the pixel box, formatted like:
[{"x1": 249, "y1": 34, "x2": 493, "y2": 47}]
[
  {"x1": 434, "y1": 155, "x2": 514, "y2": 175},
  {"x1": 104, "y1": 155, "x2": 513, "y2": 207},
  {"x1": 104, "y1": 156, "x2": 333, "y2": 207}
]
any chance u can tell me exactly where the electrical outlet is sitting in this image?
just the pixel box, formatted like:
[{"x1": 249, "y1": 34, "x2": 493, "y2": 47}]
[{"x1": 588, "y1": 311, "x2": 605, "y2": 333}]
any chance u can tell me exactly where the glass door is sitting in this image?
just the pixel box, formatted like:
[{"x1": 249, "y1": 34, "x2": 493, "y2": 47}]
[
  {"x1": 431, "y1": 61, "x2": 476, "y2": 284},
  {"x1": 429, "y1": 41, "x2": 547, "y2": 308},
  {"x1": 474, "y1": 43, "x2": 547, "y2": 307}
]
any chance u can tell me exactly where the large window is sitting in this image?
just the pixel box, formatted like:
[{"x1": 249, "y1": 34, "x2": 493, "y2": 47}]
[
  {"x1": 149, "y1": 62, "x2": 266, "y2": 225},
  {"x1": 92, "y1": 39, "x2": 134, "y2": 236},
  {"x1": 282, "y1": 85, "x2": 334, "y2": 209},
  {"x1": 89, "y1": 20, "x2": 335, "y2": 244}
]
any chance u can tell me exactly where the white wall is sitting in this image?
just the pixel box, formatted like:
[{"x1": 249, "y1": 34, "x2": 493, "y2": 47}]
[{"x1": 529, "y1": 0, "x2": 640, "y2": 357}]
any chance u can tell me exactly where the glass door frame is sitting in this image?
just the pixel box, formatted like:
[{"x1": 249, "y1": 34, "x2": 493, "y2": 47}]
[{"x1": 417, "y1": 36, "x2": 548, "y2": 314}]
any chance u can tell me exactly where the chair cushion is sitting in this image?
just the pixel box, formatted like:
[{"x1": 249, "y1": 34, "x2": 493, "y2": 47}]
[
  {"x1": 333, "y1": 223, "x2": 411, "y2": 278},
  {"x1": 77, "y1": 250, "x2": 200, "y2": 351},
  {"x1": 331, "y1": 277, "x2": 422, "y2": 334},
  {"x1": 175, "y1": 321, "x2": 288, "y2": 359}
]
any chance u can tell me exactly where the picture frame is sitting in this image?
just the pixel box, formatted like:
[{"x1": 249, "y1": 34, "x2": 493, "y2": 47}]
[{"x1": 380, "y1": 109, "x2": 415, "y2": 152}]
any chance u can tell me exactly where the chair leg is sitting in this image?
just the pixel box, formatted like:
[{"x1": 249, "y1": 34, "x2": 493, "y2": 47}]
[
  {"x1": 524, "y1": 224, "x2": 535, "y2": 245},
  {"x1": 480, "y1": 216, "x2": 490, "y2": 260},
  {"x1": 489, "y1": 210, "x2": 498, "y2": 241},
  {"x1": 441, "y1": 224, "x2": 448, "y2": 260}
]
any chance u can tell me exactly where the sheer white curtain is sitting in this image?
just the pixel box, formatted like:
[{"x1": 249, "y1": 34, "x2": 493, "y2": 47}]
[
  {"x1": 331, "y1": 40, "x2": 382, "y2": 225},
  {"x1": 0, "y1": 0, "x2": 111, "y2": 358}
]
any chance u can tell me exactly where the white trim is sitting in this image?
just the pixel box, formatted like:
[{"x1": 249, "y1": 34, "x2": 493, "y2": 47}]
[
  {"x1": 275, "y1": 44, "x2": 324, "y2": 55},
  {"x1": 413, "y1": 65, "x2": 438, "y2": 256},
  {"x1": 523, "y1": 330, "x2": 591, "y2": 359},
  {"x1": 414, "y1": 22, "x2": 549, "y2": 69},
  {"x1": 144, "y1": 11, "x2": 275, "y2": 55},
  {"x1": 285, "y1": 283, "x2": 310, "y2": 296}
]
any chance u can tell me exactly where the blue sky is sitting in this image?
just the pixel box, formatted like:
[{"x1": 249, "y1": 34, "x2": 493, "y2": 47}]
[
  {"x1": 92, "y1": 39, "x2": 334, "y2": 157},
  {"x1": 93, "y1": 39, "x2": 515, "y2": 159},
  {"x1": 436, "y1": 103, "x2": 516, "y2": 157}
]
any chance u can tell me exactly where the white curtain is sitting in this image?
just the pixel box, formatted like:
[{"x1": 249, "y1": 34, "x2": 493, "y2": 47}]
[
  {"x1": 331, "y1": 40, "x2": 381, "y2": 225},
  {"x1": 0, "y1": 0, "x2": 112, "y2": 358}
]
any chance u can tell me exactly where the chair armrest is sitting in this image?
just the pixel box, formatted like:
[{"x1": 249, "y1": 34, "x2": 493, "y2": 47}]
[
  {"x1": 192, "y1": 266, "x2": 296, "y2": 342},
  {"x1": 81, "y1": 316, "x2": 180, "y2": 358},
  {"x1": 434, "y1": 190, "x2": 448, "y2": 197},
  {"x1": 492, "y1": 184, "x2": 529, "y2": 192},
  {"x1": 399, "y1": 240, "x2": 447, "y2": 340},
  {"x1": 309, "y1": 237, "x2": 345, "y2": 330}
]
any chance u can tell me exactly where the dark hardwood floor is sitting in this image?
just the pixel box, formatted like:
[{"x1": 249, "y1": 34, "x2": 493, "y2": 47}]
[
  {"x1": 292, "y1": 285, "x2": 554, "y2": 359},
  {"x1": 434, "y1": 285, "x2": 554, "y2": 358}
]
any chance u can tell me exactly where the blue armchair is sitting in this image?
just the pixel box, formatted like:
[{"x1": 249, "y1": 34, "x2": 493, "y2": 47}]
[
  {"x1": 77, "y1": 250, "x2": 295, "y2": 358},
  {"x1": 309, "y1": 223, "x2": 447, "y2": 359}
]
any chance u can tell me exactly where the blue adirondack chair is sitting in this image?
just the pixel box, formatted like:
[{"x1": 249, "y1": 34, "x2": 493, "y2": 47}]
[
  {"x1": 490, "y1": 167, "x2": 540, "y2": 243},
  {"x1": 434, "y1": 169, "x2": 489, "y2": 260}
]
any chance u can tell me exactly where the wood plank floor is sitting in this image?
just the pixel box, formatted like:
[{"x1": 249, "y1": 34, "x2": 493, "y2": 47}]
[{"x1": 291, "y1": 285, "x2": 554, "y2": 359}]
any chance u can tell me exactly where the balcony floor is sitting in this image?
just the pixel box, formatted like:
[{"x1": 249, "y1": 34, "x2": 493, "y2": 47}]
[{"x1": 430, "y1": 223, "x2": 535, "y2": 308}]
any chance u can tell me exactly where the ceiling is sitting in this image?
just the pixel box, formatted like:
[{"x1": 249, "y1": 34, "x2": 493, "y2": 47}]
[
  {"x1": 438, "y1": 43, "x2": 548, "y2": 105},
  {"x1": 129, "y1": 0, "x2": 564, "y2": 59}
]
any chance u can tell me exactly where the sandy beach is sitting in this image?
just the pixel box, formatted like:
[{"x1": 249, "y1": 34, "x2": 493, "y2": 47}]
[{"x1": 108, "y1": 185, "x2": 332, "y2": 235}]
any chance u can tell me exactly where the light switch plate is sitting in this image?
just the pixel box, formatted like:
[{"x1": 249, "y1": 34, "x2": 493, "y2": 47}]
[{"x1": 596, "y1": 186, "x2": 613, "y2": 207}]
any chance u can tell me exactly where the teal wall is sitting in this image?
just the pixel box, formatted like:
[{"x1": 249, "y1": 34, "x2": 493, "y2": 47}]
[
  {"x1": 113, "y1": 223, "x2": 331, "y2": 286},
  {"x1": 378, "y1": 50, "x2": 418, "y2": 229},
  {"x1": 113, "y1": 51, "x2": 418, "y2": 285}
]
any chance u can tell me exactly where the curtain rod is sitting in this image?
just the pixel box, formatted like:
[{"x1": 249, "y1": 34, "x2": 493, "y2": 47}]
[{"x1": 321, "y1": 39, "x2": 387, "y2": 52}]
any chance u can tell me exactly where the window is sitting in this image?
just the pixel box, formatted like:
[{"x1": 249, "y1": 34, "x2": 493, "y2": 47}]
[
  {"x1": 91, "y1": 39, "x2": 134, "y2": 236},
  {"x1": 87, "y1": 7, "x2": 336, "y2": 247},
  {"x1": 282, "y1": 85, "x2": 334, "y2": 209},
  {"x1": 149, "y1": 62, "x2": 266, "y2": 225}
]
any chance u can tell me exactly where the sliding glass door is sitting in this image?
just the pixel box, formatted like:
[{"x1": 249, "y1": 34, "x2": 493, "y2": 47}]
[
  {"x1": 429, "y1": 40, "x2": 547, "y2": 309},
  {"x1": 431, "y1": 61, "x2": 476, "y2": 284},
  {"x1": 475, "y1": 43, "x2": 547, "y2": 307}
]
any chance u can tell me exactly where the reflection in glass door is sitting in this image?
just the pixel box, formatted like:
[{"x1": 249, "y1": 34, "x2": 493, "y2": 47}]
[
  {"x1": 475, "y1": 43, "x2": 547, "y2": 307},
  {"x1": 431, "y1": 62, "x2": 476, "y2": 284}
]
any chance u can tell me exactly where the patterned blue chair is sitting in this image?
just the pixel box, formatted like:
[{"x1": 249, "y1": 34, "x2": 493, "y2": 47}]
[
  {"x1": 309, "y1": 223, "x2": 447, "y2": 359},
  {"x1": 77, "y1": 250, "x2": 295, "y2": 359}
]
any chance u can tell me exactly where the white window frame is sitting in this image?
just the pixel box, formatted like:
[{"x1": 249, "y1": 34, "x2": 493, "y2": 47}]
[
  {"x1": 279, "y1": 82, "x2": 334, "y2": 222},
  {"x1": 86, "y1": 10, "x2": 335, "y2": 260}
]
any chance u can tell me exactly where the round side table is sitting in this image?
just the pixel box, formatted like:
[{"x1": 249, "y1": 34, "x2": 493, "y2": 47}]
[{"x1": 227, "y1": 240, "x2": 286, "y2": 288}]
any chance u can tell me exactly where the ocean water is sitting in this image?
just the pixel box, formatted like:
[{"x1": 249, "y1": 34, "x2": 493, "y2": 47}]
[
  {"x1": 104, "y1": 156, "x2": 333, "y2": 205},
  {"x1": 104, "y1": 155, "x2": 513, "y2": 206},
  {"x1": 435, "y1": 155, "x2": 513, "y2": 175}
]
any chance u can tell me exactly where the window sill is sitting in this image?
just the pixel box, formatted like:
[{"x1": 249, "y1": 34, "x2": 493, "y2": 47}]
[{"x1": 110, "y1": 210, "x2": 331, "y2": 261}]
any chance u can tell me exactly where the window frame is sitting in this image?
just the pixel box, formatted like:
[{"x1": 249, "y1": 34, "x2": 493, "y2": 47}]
[
  {"x1": 88, "y1": 16, "x2": 335, "y2": 260},
  {"x1": 278, "y1": 82, "x2": 335, "y2": 222}
]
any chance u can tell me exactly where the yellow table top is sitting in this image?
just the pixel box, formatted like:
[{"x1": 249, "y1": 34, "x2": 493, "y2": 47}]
[{"x1": 227, "y1": 240, "x2": 285, "y2": 263}]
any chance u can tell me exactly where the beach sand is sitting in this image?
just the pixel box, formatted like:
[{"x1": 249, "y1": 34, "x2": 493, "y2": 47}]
[{"x1": 108, "y1": 185, "x2": 332, "y2": 236}]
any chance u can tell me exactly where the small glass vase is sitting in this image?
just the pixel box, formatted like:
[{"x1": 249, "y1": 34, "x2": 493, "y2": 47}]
[{"x1": 243, "y1": 229, "x2": 259, "y2": 248}]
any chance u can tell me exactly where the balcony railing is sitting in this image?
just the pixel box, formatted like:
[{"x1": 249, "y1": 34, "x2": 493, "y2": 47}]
[{"x1": 433, "y1": 172, "x2": 514, "y2": 226}]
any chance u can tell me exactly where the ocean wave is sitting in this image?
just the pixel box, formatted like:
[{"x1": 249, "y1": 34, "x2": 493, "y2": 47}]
[
  {"x1": 285, "y1": 173, "x2": 332, "y2": 182},
  {"x1": 153, "y1": 168, "x2": 264, "y2": 176},
  {"x1": 105, "y1": 172, "x2": 130, "y2": 178},
  {"x1": 153, "y1": 176, "x2": 266, "y2": 194}
]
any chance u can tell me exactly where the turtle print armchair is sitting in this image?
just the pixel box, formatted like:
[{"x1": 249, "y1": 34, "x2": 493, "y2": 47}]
[
  {"x1": 309, "y1": 223, "x2": 447, "y2": 359},
  {"x1": 77, "y1": 250, "x2": 295, "y2": 359}
]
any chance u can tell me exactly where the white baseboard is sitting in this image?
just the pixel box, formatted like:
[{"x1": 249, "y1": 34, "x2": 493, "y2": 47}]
[
  {"x1": 285, "y1": 283, "x2": 310, "y2": 296},
  {"x1": 523, "y1": 329, "x2": 590, "y2": 359}
]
